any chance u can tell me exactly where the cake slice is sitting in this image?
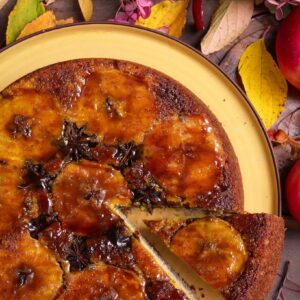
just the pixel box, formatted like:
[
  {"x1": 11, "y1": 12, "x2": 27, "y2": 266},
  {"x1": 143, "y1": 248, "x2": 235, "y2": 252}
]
[{"x1": 145, "y1": 213, "x2": 285, "y2": 300}]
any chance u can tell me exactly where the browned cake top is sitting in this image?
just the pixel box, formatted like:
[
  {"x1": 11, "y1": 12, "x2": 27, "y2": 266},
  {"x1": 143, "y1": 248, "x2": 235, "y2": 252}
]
[{"x1": 0, "y1": 59, "x2": 244, "y2": 299}]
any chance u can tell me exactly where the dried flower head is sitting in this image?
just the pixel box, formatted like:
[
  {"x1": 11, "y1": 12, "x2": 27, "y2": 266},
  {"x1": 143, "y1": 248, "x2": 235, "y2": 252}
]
[
  {"x1": 265, "y1": 0, "x2": 300, "y2": 20},
  {"x1": 110, "y1": 0, "x2": 153, "y2": 24}
]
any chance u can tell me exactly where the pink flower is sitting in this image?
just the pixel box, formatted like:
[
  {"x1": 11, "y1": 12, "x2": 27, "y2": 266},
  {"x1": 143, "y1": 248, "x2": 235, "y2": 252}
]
[
  {"x1": 265, "y1": 0, "x2": 300, "y2": 20},
  {"x1": 110, "y1": 0, "x2": 153, "y2": 24}
]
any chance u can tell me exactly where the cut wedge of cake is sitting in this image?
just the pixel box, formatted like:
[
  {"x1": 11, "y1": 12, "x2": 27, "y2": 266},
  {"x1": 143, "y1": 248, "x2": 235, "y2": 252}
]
[{"x1": 145, "y1": 214, "x2": 285, "y2": 300}]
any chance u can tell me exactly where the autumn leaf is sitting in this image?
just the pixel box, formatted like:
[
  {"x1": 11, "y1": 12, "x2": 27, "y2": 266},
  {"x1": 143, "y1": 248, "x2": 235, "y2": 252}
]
[
  {"x1": 78, "y1": 0, "x2": 93, "y2": 21},
  {"x1": 135, "y1": 0, "x2": 189, "y2": 38},
  {"x1": 56, "y1": 17, "x2": 74, "y2": 25},
  {"x1": 6, "y1": 0, "x2": 45, "y2": 44},
  {"x1": 201, "y1": 0, "x2": 254, "y2": 55},
  {"x1": 17, "y1": 11, "x2": 56, "y2": 39},
  {"x1": 238, "y1": 39, "x2": 288, "y2": 129}
]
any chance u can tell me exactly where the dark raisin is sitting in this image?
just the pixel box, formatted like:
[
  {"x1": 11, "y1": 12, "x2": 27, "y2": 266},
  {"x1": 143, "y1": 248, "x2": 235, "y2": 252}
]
[{"x1": 27, "y1": 214, "x2": 57, "y2": 238}]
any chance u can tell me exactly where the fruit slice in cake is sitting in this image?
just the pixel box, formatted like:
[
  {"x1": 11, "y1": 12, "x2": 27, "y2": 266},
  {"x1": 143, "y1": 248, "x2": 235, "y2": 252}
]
[
  {"x1": 0, "y1": 229, "x2": 63, "y2": 299},
  {"x1": 145, "y1": 214, "x2": 284, "y2": 300}
]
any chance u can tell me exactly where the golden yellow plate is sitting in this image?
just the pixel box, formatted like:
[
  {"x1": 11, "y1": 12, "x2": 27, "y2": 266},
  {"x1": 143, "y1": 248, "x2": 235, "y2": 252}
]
[
  {"x1": 0, "y1": 23, "x2": 279, "y2": 215},
  {"x1": 0, "y1": 23, "x2": 280, "y2": 300}
]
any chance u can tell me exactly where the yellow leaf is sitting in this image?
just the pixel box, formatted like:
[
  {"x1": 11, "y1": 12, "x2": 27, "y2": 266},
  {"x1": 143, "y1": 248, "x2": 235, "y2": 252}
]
[
  {"x1": 17, "y1": 11, "x2": 56, "y2": 39},
  {"x1": 201, "y1": 0, "x2": 254, "y2": 55},
  {"x1": 6, "y1": 0, "x2": 45, "y2": 44},
  {"x1": 238, "y1": 39, "x2": 288, "y2": 129},
  {"x1": 56, "y1": 17, "x2": 74, "y2": 25},
  {"x1": 78, "y1": 0, "x2": 93, "y2": 21},
  {"x1": 135, "y1": 0, "x2": 189, "y2": 38}
]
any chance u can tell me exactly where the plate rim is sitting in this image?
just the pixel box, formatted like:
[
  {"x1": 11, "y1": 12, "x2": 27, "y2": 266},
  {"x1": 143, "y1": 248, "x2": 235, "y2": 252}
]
[{"x1": 0, "y1": 22, "x2": 282, "y2": 216}]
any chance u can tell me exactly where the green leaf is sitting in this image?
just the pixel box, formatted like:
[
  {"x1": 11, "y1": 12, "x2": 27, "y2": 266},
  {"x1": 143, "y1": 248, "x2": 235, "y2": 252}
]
[{"x1": 6, "y1": 0, "x2": 45, "y2": 44}]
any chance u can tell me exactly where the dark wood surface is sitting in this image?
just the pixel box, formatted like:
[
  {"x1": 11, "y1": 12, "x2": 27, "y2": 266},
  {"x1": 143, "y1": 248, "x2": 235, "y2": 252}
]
[{"x1": 0, "y1": 0, "x2": 300, "y2": 299}]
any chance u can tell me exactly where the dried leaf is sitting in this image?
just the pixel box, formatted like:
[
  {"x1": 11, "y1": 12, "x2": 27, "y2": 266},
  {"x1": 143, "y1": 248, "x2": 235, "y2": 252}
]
[
  {"x1": 17, "y1": 11, "x2": 56, "y2": 39},
  {"x1": 135, "y1": 0, "x2": 189, "y2": 38},
  {"x1": 56, "y1": 17, "x2": 74, "y2": 25},
  {"x1": 6, "y1": 0, "x2": 45, "y2": 44},
  {"x1": 238, "y1": 39, "x2": 288, "y2": 129},
  {"x1": 78, "y1": 0, "x2": 93, "y2": 21},
  {"x1": 201, "y1": 0, "x2": 254, "y2": 55}
]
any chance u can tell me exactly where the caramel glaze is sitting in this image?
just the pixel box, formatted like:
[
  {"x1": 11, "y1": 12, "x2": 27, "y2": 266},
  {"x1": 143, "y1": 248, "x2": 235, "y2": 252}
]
[
  {"x1": 0, "y1": 59, "x2": 243, "y2": 299},
  {"x1": 0, "y1": 90, "x2": 63, "y2": 165},
  {"x1": 52, "y1": 161, "x2": 130, "y2": 237},
  {"x1": 0, "y1": 164, "x2": 26, "y2": 237},
  {"x1": 0, "y1": 230, "x2": 62, "y2": 300},
  {"x1": 59, "y1": 265, "x2": 146, "y2": 300},
  {"x1": 143, "y1": 115, "x2": 227, "y2": 208},
  {"x1": 67, "y1": 70, "x2": 158, "y2": 144}
]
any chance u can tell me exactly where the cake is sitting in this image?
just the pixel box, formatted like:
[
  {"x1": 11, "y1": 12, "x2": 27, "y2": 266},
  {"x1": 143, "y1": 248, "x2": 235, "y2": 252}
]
[{"x1": 0, "y1": 59, "x2": 283, "y2": 299}]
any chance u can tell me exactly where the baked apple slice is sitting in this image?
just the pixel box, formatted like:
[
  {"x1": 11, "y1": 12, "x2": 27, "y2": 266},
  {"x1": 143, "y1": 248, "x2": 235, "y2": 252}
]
[
  {"x1": 58, "y1": 264, "x2": 145, "y2": 300},
  {"x1": 67, "y1": 68, "x2": 158, "y2": 144},
  {"x1": 145, "y1": 214, "x2": 284, "y2": 300},
  {"x1": 52, "y1": 160, "x2": 131, "y2": 237},
  {"x1": 0, "y1": 229, "x2": 63, "y2": 299},
  {"x1": 0, "y1": 92, "x2": 63, "y2": 165},
  {"x1": 0, "y1": 163, "x2": 26, "y2": 237},
  {"x1": 143, "y1": 114, "x2": 242, "y2": 211}
]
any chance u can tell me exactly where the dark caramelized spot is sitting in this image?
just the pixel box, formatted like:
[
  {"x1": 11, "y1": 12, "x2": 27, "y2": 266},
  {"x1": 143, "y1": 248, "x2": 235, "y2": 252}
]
[
  {"x1": 0, "y1": 159, "x2": 7, "y2": 165},
  {"x1": 6, "y1": 114, "x2": 32, "y2": 139},
  {"x1": 19, "y1": 160, "x2": 55, "y2": 193},
  {"x1": 57, "y1": 121, "x2": 98, "y2": 163},
  {"x1": 112, "y1": 141, "x2": 142, "y2": 170},
  {"x1": 105, "y1": 97, "x2": 120, "y2": 119},
  {"x1": 39, "y1": 222, "x2": 91, "y2": 271},
  {"x1": 87, "y1": 223, "x2": 135, "y2": 269},
  {"x1": 145, "y1": 280, "x2": 187, "y2": 300},
  {"x1": 65, "y1": 236, "x2": 90, "y2": 271},
  {"x1": 27, "y1": 214, "x2": 57, "y2": 238},
  {"x1": 16, "y1": 268, "x2": 34, "y2": 288},
  {"x1": 123, "y1": 161, "x2": 166, "y2": 212}
]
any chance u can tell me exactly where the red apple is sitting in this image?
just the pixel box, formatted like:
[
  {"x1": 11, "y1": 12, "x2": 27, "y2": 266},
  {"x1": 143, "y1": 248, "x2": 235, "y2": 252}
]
[
  {"x1": 276, "y1": 7, "x2": 300, "y2": 90},
  {"x1": 286, "y1": 160, "x2": 300, "y2": 224}
]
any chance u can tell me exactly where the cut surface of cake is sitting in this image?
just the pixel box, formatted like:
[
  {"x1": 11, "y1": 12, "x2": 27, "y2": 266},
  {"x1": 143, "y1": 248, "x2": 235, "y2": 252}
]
[{"x1": 145, "y1": 214, "x2": 285, "y2": 300}]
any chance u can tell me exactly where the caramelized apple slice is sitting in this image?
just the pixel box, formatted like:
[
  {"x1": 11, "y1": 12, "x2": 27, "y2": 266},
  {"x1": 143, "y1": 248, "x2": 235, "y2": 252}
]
[
  {"x1": 0, "y1": 91, "x2": 63, "y2": 165},
  {"x1": 0, "y1": 163, "x2": 25, "y2": 237},
  {"x1": 143, "y1": 115, "x2": 226, "y2": 206},
  {"x1": 67, "y1": 69, "x2": 158, "y2": 144},
  {"x1": 0, "y1": 230, "x2": 62, "y2": 299},
  {"x1": 147, "y1": 217, "x2": 248, "y2": 289},
  {"x1": 52, "y1": 161, "x2": 131, "y2": 236},
  {"x1": 59, "y1": 264, "x2": 145, "y2": 300}
]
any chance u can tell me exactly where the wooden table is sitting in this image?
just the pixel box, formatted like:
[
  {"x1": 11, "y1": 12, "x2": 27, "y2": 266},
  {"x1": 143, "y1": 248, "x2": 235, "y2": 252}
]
[{"x1": 0, "y1": 0, "x2": 300, "y2": 299}]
